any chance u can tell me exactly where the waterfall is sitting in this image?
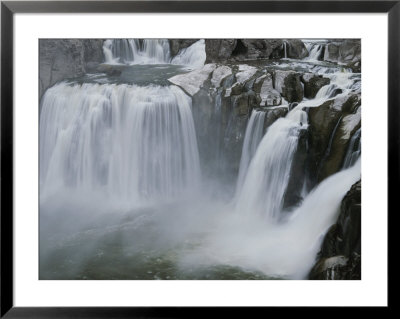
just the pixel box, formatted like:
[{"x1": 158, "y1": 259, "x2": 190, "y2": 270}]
[
  {"x1": 103, "y1": 39, "x2": 206, "y2": 69},
  {"x1": 171, "y1": 39, "x2": 207, "y2": 69},
  {"x1": 103, "y1": 39, "x2": 171, "y2": 65},
  {"x1": 236, "y1": 110, "x2": 266, "y2": 193},
  {"x1": 235, "y1": 106, "x2": 308, "y2": 221},
  {"x1": 40, "y1": 82, "x2": 201, "y2": 204},
  {"x1": 343, "y1": 128, "x2": 361, "y2": 169},
  {"x1": 193, "y1": 158, "x2": 361, "y2": 279},
  {"x1": 283, "y1": 41, "x2": 287, "y2": 59},
  {"x1": 305, "y1": 44, "x2": 324, "y2": 61}
]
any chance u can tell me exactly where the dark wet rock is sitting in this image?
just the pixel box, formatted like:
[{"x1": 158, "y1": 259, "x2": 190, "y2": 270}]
[
  {"x1": 309, "y1": 180, "x2": 361, "y2": 280},
  {"x1": 230, "y1": 82, "x2": 244, "y2": 96},
  {"x1": 205, "y1": 39, "x2": 237, "y2": 63},
  {"x1": 301, "y1": 73, "x2": 330, "y2": 99},
  {"x1": 83, "y1": 39, "x2": 105, "y2": 65},
  {"x1": 239, "y1": 39, "x2": 283, "y2": 60},
  {"x1": 328, "y1": 88, "x2": 343, "y2": 98},
  {"x1": 205, "y1": 39, "x2": 287, "y2": 63},
  {"x1": 262, "y1": 107, "x2": 288, "y2": 130},
  {"x1": 324, "y1": 39, "x2": 361, "y2": 65},
  {"x1": 256, "y1": 73, "x2": 282, "y2": 107},
  {"x1": 283, "y1": 128, "x2": 309, "y2": 210},
  {"x1": 285, "y1": 39, "x2": 308, "y2": 59},
  {"x1": 308, "y1": 94, "x2": 361, "y2": 184},
  {"x1": 169, "y1": 39, "x2": 200, "y2": 57},
  {"x1": 273, "y1": 70, "x2": 304, "y2": 103},
  {"x1": 39, "y1": 39, "x2": 104, "y2": 98},
  {"x1": 308, "y1": 99, "x2": 342, "y2": 183},
  {"x1": 232, "y1": 91, "x2": 258, "y2": 116}
]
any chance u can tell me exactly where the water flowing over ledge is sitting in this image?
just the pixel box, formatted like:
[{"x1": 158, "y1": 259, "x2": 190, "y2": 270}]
[
  {"x1": 103, "y1": 39, "x2": 206, "y2": 69},
  {"x1": 39, "y1": 38, "x2": 361, "y2": 280},
  {"x1": 40, "y1": 82, "x2": 201, "y2": 206}
]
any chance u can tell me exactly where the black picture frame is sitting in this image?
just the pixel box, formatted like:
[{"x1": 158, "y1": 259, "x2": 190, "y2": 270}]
[{"x1": 1, "y1": 0, "x2": 395, "y2": 317}]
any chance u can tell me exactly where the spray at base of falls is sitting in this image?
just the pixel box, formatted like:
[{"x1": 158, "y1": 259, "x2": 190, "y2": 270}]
[
  {"x1": 40, "y1": 82, "x2": 201, "y2": 206},
  {"x1": 182, "y1": 158, "x2": 361, "y2": 279},
  {"x1": 103, "y1": 39, "x2": 206, "y2": 69}
]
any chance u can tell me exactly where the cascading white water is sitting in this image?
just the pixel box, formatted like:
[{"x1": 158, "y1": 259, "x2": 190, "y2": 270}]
[
  {"x1": 304, "y1": 44, "x2": 325, "y2": 61},
  {"x1": 171, "y1": 40, "x2": 207, "y2": 69},
  {"x1": 40, "y1": 82, "x2": 201, "y2": 205},
  {"x1": 236, "y1": 110, "x2": 266, "y2": 194},
  {"x1": 103, "y1": 39, "x2": 171, "y2": 65},
  {"x1": 307, "y1": 71, "x2": 359, "y2": 106},
  {"x1": 283, "y1": 41, "x2": 287, "y2": 59},
  {"x1": 103, "y1": 39, "x2": 206, "y2": 69},
  {"x1": 235, "y1": 106, "x2": 308, "y2": 221},
  {"x1": 184, "y1": 158, "x2": 361, "y2": 279}
]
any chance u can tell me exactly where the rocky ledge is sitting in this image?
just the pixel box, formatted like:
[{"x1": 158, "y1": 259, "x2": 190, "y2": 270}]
[{"x1": 39, "y1": 39, "x2": 105, "y2": 98}]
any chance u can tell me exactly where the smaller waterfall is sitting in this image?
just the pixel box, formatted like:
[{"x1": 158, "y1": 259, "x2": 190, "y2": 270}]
[
  {"x1": 171, "y1": 40, "x2": 206, "y2": 69},
  {"x1": 283, "y1": 41, "x2": 287, "y2": 59},
  {"x1": 343, "y1": 128, "x2": 361, "y2": 169},
  {"x1": 103, "y1": 39, "x2": 171, "y2": 64},
  {"x1": 103, "y1": 39, "x2": 206, "y2": 69},
  {"x1": 312, "y1": 72, "x2": 357, "y2": 103},
  {"x1": 236, "y1": 110, "x2": 266, "y2": 193},
  {"x1": 235, "y1": 106, "x2": 308, "y2": 221},
  {"x1": 306, "y1": 44, "x2": 325, "y2": 61}
]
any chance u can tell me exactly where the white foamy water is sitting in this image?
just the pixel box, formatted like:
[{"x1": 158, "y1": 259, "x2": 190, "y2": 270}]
[
  {"x1": 40, "y1": 82, "x2": 201, "y2": 206},
  {"x1": 103, "y1": 39, "x2": 206, "y2": 69},
  {"x1": 236, "y1": 110, "x2": 266, "y2": 195},
  {"x1": 235, "y1": 106, "x2": 308, "y2": 221}
]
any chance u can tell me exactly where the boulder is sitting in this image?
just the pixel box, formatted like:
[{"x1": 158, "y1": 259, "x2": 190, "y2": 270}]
[
  {"x1": 285, "y1": 39, "x2": 308, "y2": 59},
  {"x1": 205, "y1": 39, "x2": 237, "y2": 63},
  {"x1": 301, "y1": 73, "x2": 330, "y2": 99},
  {"x1": 324, "y1": 39, "x2": 361, "y2": 65},
  {"x1": 211, "y1": 65, "x2": 232, "y2": 88},
  {"x1": 239, "y1": 39, "x2": 283, "y2": 60},
  {"x1": 273, "y1": 70, "x2": 304, "y2": 103},
  {"x1": 339, "y1": 39, "x2": 361, "y2": 64},
  {"x1": 235, "y1": 64, "x2": 258, "y2": 84},
  {"x1": 324, "y1": 43, "x2": 340, "y2": 63},
  {"x1": 257, "y1": 73, "x2": 282, "y2": 106},
  {"x1": 168, "y1": 63, "x2": 217, "y2": 96}
]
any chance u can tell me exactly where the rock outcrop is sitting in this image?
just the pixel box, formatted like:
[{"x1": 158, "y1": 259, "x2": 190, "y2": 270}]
[
  {"x1": 324, "y1": 39, "x2": 361, "y2": 66},
  {"x1": 205, "y1": 39, "x2": 309, "y2": 63},
  {"x1": 301, "y1": 73, "x2": 330, "y2": 99},
  {"x1": 285, "y1": 39, "x2": 308, "y2": 59},
  {"x1": 309, "y1": 180, "x2": 361, "y2": 280},
  {"x1": 274, "y1": 70, "x2": 304, "y2": 103},
  {"x1": 308, "y1": 93, "x2": 361, "y2": 184},
  {"x1": 39, "y1": 39, "x2": 104, "y2": 98}
]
